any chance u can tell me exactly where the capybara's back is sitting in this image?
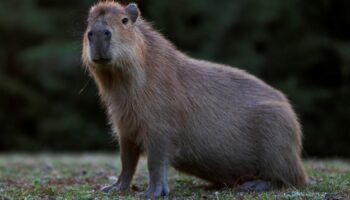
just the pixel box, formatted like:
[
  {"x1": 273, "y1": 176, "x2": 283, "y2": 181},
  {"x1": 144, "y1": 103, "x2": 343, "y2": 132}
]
[{"x1": 82, "y1": 1, "x2": 307, "y2": 197}]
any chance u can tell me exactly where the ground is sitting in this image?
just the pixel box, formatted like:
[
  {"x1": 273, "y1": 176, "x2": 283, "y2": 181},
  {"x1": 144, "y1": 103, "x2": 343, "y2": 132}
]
[{"x1": 0, "y1": 154, "x2": 349, "y2": 200}]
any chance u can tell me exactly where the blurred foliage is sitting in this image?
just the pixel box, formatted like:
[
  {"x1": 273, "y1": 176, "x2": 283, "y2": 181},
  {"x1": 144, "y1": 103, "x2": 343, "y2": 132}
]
[{"x1": 0, "y1": 0, "x2": 349, "y2": 156}]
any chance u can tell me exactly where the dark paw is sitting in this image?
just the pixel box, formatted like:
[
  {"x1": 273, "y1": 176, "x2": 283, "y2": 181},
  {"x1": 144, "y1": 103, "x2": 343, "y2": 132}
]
[
  {"x1": 101, "y1": 184, "x2": 116, "y2": 193},
  {"x1": 101, "y1": 181, "x2": 128, "y2": 193},
  {"x1": 239, "y1": 180, "x2": 271, "y2": 192},
  {"x1": 137, "y1": 185, "x2": 170, "y2": 198}
]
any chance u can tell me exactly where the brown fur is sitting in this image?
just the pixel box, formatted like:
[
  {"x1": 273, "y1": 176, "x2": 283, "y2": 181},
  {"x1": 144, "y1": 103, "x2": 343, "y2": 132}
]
[{"x1": 82, "y1": 1, "x2": 307, "y2": 197}]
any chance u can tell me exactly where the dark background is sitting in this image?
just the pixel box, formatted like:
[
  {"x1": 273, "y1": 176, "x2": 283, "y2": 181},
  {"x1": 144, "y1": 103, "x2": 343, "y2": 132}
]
[{"x1": 0, "y1": 0, "x2": 349, "y2": 157}]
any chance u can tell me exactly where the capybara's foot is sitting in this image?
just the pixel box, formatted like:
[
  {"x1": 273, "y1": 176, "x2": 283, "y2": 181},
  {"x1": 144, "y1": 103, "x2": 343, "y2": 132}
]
[
  {"x1": 101, "y1": 180, "x2": 129, "y2": 193},
  {"x1": 239, "y1": 180, "x2": 272, "y2": 192},
  {"x1": 137, "y1": 184, "x2": 170, "y2": 198}
]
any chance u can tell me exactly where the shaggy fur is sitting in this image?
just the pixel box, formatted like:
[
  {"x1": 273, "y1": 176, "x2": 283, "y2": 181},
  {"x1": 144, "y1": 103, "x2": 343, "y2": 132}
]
[{"x1": 82, "y1": 1, "x2": 307, "y2": 198}]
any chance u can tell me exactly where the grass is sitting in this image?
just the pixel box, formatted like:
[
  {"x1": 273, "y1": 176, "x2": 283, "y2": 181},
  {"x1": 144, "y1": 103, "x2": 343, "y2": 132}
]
[{"x1": 0, "y1": 153, "x2": 349, "y2": 199}]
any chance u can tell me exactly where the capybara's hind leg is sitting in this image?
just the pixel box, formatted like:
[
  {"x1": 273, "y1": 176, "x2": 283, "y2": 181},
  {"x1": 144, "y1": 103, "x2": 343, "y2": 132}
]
[
  {"x1": 239, "y1": 180, "x2": 272, "y2": 192},
  {"x1": 254, "y1": 102, "x2": 307, "y2": 188}
]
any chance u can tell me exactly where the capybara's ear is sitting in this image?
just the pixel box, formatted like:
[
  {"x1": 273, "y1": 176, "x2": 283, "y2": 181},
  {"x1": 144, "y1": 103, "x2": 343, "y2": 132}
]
[{"x1": 125, "y1": 3, "x2": 140, "y2": 23}]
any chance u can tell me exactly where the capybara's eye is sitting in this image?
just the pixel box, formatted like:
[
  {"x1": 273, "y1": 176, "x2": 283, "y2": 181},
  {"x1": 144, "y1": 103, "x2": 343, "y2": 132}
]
[
  {"x1": 122, "y1": 17, "x2": 129, "y2": 25},
  {"x1": 87, "y1": 31, "x2": 93, "y2": 40}
]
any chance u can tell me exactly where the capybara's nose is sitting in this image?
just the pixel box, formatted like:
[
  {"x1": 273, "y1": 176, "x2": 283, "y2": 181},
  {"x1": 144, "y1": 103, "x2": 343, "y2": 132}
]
[
  {"x1": 88, "y1": 28, "x2": 112, "y2": 64},
  {"x1": 88, "y1": 29, "x2": 112, "y2": 42}
]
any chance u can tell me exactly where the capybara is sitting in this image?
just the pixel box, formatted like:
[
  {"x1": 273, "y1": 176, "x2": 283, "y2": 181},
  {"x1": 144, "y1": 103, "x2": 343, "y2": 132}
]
[{"x1": 82, "y1": 1, "x2": 307, "y2": 198}]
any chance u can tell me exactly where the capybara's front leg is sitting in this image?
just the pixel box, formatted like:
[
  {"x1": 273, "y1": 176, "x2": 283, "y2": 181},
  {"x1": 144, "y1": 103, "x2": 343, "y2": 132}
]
[
  {"x1": 138, "y1": 140, "x2": 170, "y2": 198},
  {"x1": 102, "y1": 137, "x2": 141, "y2": 192}
]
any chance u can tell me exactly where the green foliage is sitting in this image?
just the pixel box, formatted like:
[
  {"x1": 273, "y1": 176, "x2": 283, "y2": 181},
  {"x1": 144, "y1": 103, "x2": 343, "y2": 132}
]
[
  {"x1": 0, "y1": 0, "x2": 112, "y2": 151},
  {"x1": 0, "y1": 0, "x2": 349, "y2": 156}
]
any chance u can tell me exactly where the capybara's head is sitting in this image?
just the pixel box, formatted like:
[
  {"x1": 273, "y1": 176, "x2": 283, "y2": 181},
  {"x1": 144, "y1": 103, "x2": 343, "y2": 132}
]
[{"x1": 82, "y1": 1, "x2": 143, "y2": 68}]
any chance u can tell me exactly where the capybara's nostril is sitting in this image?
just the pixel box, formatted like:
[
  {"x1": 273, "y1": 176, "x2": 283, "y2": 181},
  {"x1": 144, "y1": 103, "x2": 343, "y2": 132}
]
[{"x1": 104, "y1": 30, "x2": 111, "y2": 40}]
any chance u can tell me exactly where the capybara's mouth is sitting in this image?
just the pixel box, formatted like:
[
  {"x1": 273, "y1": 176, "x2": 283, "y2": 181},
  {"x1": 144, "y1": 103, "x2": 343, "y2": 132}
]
[{"x1": 92, "y1": 58, "x2": 111, "y2": 65}]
